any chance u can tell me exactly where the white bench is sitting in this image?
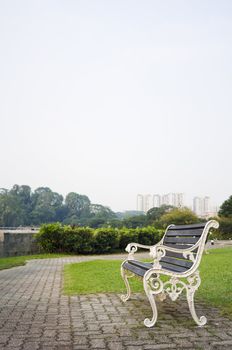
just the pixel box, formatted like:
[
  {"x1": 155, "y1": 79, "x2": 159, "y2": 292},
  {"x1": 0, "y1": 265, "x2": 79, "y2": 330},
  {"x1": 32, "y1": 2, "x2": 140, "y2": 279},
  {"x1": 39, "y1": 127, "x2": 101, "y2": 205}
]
[{"x1": 121, "y1": 220, "x2": 219, "y2": 327}]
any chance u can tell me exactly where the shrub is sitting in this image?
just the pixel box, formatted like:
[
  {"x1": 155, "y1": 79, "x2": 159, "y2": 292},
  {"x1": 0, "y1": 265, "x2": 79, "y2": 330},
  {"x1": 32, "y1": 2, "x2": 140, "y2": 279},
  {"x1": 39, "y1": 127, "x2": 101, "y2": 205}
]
[
  {"x1": 118, "y1": 227, "x2": 163, "y2": 249},
  {"x1": 35, "y1": 224, "x2": 165, "y2": 254},
  {"x1": 158, "y1": 208, "x2": 199, "y2": 228},
  {"x1": 35, "y1": 222, "x2": 65, "y2": 253},
  {"x1": 93, "y1": 228, "x2": 119, "y2": 253},
  {"x1": 63, "y1": 226, "x2": 94, "y2": 254},
  {"x1": 118, "y1": 228, "x2": 139, "y2": 250},
  {"x1": 136, "y1": 226, "x2": 163, "y2": 245}
]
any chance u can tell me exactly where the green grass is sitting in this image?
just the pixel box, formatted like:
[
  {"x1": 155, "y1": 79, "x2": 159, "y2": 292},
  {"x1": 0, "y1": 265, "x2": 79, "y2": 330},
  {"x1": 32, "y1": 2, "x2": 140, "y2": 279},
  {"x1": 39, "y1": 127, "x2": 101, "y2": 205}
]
[
  {"x1": 63, "y1": 248, "x2": 232, "y2": 317},
  {"x1": 198, "y1": 247, "x2": 232, "y2": 316},
  {"x1": 0, "y1": 253, "x2": 71, "y2": 270},
  {"x1": 64, "y1": 260, "x2": 142, "y2": 294}
]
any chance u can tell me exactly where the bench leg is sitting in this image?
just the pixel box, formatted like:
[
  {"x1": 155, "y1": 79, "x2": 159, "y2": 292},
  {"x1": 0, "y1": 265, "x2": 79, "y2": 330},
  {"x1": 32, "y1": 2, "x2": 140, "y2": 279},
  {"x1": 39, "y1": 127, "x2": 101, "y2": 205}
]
[
  {"x1": 120, "y1": 265, "x2": 133, "y2": 302},
  {"x1": 186, "y1": 271, "x2": 207, "y2": 326},
  {"x1": 143, "y1": 277, "x2": 158, "y2": 327},
  {"x1": 186, "y1": 289, "x2": 207, "y2": 326}
]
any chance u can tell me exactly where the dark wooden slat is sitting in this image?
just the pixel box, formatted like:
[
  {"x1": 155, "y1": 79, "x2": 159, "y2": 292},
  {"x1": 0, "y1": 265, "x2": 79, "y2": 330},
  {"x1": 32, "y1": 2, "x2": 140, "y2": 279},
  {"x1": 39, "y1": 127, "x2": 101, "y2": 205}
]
[
  {"x1": 165, "y1": 250, "x2": 197, "y2": 259},
  {"x1": 165, "y1": 229, "x2": 203, "y2": 237},
  {"x1": 123, "y1": 261, "x2": 151, "y2": 277},
  {"x1": 160, "y1": 261, "x2": 189, "y2": 273},
  {"x1": 163, "y1": 243, "x2": 194, "y2": 249},
  {"x1": 160, "y1": 256, "x2": 193, "y2": 269},
  {"x1": 168, "y1": 223, "x2": 206, "y2": 230},
  {"x1": 129, "y1": 261, "x2": 153, "y2": 270},
  {"x1": 163, "y1": 237, "x2": 199, "y2": 244}
]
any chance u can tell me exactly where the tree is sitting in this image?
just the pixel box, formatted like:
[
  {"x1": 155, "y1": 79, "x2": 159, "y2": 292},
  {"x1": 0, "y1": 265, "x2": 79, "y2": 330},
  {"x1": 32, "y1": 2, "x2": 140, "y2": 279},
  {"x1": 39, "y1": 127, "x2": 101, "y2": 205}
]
[
  {"x1": 158, "y1": 207, "x2": 199, "y2": 228},
  {"x1": 0, "y1": 185, "x2": 118, "y2": 227},
  {"x1": 64, "y1": 192, "x2": 91, "y2": 224},
  {"x1": 31, "y1": 187, "x2": 63, "y2": 224},
  {"x1": 0, "y1": 189, "x2": 22, "y2": 226},
  {"x1": 0, "y1": 185, "x2": 32, "y2": 226},
  {"x1": 218, "y1": 195, "x2": 232, "y2": 218},
  {"x1": 122, "y1": 215, "x2": 147, "y2": 228},
  {"x1": 146, "y1": 205, "x2": 174, "y2": 223},
  {"x1": 10, "y1": 185, "x2": 32, "y2": 225}
]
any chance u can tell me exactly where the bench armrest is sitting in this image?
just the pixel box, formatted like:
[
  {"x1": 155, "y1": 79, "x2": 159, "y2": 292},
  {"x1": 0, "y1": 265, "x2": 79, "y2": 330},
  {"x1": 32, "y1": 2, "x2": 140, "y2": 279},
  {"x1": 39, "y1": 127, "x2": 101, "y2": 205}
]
[
  {"x1": 126, "y1": 243, "x2": 153, "y2": 253},
  {"x1": 125, "y1": 242, "x2": 158, "y2": 260}
]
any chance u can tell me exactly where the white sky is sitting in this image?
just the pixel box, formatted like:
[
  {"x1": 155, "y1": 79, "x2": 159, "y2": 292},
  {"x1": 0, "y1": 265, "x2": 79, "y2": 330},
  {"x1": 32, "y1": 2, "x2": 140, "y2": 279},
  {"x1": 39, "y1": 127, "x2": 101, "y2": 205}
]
[{"x1": 0, "y1": 0, "x2": 232, "y2": 212}]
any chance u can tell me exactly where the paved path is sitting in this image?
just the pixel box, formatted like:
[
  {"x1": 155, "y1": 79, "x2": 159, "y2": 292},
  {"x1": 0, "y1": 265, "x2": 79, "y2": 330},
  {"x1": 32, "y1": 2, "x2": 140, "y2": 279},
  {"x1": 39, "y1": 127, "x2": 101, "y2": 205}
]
[{"x1": 0, "y1": 253, "x2": 232, "y2": 350}]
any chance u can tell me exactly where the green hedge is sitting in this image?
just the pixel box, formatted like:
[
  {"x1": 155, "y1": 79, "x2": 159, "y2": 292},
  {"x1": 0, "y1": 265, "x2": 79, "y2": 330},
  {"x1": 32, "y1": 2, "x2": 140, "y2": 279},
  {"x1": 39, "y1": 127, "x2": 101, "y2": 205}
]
[
  {"x1": 35, "y1": 223, "x2": 65, "y2": 253},
  {"x1": 35, "y1": 224, "x2": 163, "y2": 254}
]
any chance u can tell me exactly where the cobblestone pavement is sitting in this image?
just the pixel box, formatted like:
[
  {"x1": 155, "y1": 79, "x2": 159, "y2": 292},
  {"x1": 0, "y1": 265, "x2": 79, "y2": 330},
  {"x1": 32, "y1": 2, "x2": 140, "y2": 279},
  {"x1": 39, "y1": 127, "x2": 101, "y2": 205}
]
[{"x1": 0, "y1": 253, "x2": 232, "y2": 350}]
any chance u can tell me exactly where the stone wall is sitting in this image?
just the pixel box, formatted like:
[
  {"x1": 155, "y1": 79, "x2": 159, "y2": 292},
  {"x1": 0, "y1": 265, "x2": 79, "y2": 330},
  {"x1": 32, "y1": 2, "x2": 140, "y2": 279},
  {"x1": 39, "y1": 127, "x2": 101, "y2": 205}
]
[
  {"x1": 0, "y1": 231, "x2": 4, "y2": 257},
  {"x1": 0, "y1": 230, "x2": 41, "y2": 257}
]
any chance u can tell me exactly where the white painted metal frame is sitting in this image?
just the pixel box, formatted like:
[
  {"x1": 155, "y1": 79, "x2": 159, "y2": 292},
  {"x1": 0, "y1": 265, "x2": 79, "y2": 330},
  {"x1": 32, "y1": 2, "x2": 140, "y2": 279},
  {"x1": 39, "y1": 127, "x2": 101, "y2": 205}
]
[{"x1": 121, "y1": 220, "x2": 219, "y2": 327}]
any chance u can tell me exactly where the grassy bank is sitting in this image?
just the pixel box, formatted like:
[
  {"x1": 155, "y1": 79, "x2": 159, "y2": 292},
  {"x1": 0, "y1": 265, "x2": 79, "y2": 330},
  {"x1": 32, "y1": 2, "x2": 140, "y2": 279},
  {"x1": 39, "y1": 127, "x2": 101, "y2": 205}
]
[{"x1": 64, "y1": 247, "x2": 232, "y2": 317}]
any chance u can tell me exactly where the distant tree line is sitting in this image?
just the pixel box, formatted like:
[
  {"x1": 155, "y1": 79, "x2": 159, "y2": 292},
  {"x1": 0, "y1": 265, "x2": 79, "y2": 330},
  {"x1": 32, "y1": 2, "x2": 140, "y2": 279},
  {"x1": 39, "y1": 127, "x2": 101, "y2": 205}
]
[
  {"x1": 0, "y1": 185, "x2": 116, "y2": 227},
  {"x1": 0, "y1": 185, "x2": 232, "y2": 238},
  {"x1": 0, "y1": 185, "x2": 200, "y2": 229}
]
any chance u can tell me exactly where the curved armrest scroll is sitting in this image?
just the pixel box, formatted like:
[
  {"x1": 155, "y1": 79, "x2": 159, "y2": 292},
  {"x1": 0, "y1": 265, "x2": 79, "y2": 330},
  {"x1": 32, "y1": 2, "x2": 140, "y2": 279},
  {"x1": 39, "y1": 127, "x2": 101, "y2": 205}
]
[{"x1": 125, "y1": 242, "x2": 153, "y2": 254}]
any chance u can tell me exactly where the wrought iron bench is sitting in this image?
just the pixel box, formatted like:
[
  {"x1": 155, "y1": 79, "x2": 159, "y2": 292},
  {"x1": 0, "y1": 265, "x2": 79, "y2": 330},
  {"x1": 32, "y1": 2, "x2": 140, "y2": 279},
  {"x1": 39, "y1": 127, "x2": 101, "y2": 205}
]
[{"x1": 120, "y1": 220, "x2": 219, "y2": 327}]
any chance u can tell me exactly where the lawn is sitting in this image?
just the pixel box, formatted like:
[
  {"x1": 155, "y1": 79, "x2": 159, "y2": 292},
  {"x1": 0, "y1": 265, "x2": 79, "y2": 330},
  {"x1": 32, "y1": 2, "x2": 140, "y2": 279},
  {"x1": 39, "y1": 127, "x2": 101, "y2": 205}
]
[
  {"x1": 0, "y1": 253, "x2": 70, "y2": 270},
  {"x1": 63, "y1": 247, "x2": 232, "y2": 317}
]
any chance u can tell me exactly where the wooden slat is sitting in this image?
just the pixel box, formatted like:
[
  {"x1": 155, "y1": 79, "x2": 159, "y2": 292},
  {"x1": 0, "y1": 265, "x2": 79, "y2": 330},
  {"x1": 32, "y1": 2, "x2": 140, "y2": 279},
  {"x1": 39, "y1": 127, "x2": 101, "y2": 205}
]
[
  {"x1": 160, "y1": 256, "x2": 193, "y2": 269},
  {"x1": 122, "y1": 261, "x2": 151, "y2": 277},
  {"x1": 168, "y1": 223, "x2": 206, "y2": 230},
  {"x1": 165, "y1": 229, "x2": 203, "y2": 237},
  {"x1": 165, "y1": 250, "x2": 197, "y2": 259},
  {"x1": 129, "y1": 261, "x2": 153, "y2": 270},
  {"x1": 163, "y1": 236, "x2": 199, "y2": 244},
  {"x1": 163, "y1": 243, "x2": 194, "y2": 249},
  {"x1": 160, "y1": 261, "x2": 188, "y2": 273}
]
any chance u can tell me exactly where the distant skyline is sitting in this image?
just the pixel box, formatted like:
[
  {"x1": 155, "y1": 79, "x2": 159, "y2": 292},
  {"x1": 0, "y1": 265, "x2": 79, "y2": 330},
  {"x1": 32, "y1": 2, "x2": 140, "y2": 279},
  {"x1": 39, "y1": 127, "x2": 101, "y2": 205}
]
[
  {"x1": 136, "y1": 192, "x2": 218, "y2": 216},
  {"x1": 1, "y1": 1, "x2": 232, "y2": 212}
]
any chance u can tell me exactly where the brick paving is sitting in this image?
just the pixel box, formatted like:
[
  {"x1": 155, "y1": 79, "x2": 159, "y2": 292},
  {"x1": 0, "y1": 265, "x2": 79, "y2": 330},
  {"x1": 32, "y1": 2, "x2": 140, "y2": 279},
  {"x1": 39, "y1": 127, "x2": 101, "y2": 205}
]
[{"x1": 0, "y1": 253, "x2": 232, "y2": 350}]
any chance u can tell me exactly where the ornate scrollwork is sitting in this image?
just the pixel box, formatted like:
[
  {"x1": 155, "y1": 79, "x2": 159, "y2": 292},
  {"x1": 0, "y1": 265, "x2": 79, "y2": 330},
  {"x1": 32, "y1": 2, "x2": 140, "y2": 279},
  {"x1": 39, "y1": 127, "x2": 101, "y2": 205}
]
[
  {"x1": 143, "y1": 270, "x2": 205, "y2": 327},
  {"x1": 185, "y1": 271, "x2": 207, "y2": 326},
  {"x1": 163, "y1": 277, "x2": 185, "y2": 301},
  {"x1": 150, "y1": 246, "x2": 166, "y2": 268},
  {"x1": 148, "y1": 274, "x2": 164, "y2": 294},
  {"x1": 125, "y1": 244, "x2": 137, "y2": 260},
  {"x1": 125, "y1": 244, "x2": 138, "y2": 254},
  {"x1": 183, "y1": 251, "x2": 196, "y2": 262},
  {"x1": 120, "y1": 265, "x2": 135, "y2": 302},
  {"x1": 146, "y1": 271, "x2": 201, "y2": 302},
  {"x1": 187, "y1": 270, "x2": 201, "y2": 291}
]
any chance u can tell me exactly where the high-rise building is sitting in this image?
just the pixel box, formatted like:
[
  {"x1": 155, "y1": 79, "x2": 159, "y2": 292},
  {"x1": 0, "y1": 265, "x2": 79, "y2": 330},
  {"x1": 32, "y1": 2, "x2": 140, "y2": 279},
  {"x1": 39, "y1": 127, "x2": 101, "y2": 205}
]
[
  {"x1": 137, "y1": 193, "x2": 184, "y2": 211},
  {"x1": 144, "y1": 194, "x2": 152, "y2": 212},
  {"x1": 174, "y1": 193, "x2": 184, "y2": 207},
  {"x1": 193, "y1": 197, "x2": 202, "y2": 216},
  {"x1": 193, "y1": 196, "x2": 211, "y2": 217},
  {"x1": 137, "y1": 193, "x2": 214, "y2": 218},
  {"x1": 153, "y1": 194, "x2": 161, "y2": 208},
  {"x1": 136, "y1": 194, "x2": 144, "y2": 212},
  {"x1": 161, "y1": 193, "x2": 184, "y2": 207},
  {"x1": 203, "y1": 196, "x2": 210, "y2": 215},
  {"x1": 162, "y1": 193, "x2": 171, "y2": 206}
]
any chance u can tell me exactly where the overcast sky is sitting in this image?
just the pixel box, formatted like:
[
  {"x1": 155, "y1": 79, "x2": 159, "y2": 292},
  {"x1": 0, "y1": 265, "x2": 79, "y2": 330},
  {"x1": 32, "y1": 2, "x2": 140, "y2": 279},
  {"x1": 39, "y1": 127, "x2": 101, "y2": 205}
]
[{"x1": 0, "y1": 0, "x2": 232, "y2": 212}]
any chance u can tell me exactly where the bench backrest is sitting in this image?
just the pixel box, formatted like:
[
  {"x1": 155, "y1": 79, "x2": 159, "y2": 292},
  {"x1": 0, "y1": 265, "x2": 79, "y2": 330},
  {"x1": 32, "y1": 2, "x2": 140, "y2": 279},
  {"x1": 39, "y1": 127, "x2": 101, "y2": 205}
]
[{"x1": 159, "y1": 221, "x2": 218, "y2": 274}]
